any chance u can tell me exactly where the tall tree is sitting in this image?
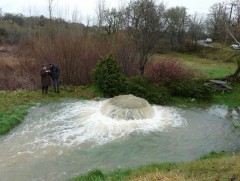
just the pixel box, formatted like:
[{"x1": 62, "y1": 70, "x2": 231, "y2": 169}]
[
  {"x1": 48, "y1": 0, "x2": 55, "y2": 20},
  {"x1": 103, "y1": 8, "x2": 124, "y2": 36},
  {"x1": 227, "y1": 0, "x2": 240, "y2": 42},
  {"x1": 96, "y1": 0, "x2": 106, "y2": 27},
  {"x1": 206, "y1": 2, "x2": 228, "y2": 41},
  {"x1": 164, "y1": 6, "x2": 189, "y2": 48},
  {"x1": 188, "y1": 13, "x2": 205, "y2": 49},
  {"x1": 126, "y1": 0, "x2": 165, "y2": 75}
]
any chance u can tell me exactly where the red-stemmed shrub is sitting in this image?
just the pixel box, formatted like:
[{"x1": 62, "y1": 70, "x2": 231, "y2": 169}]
[{"x1": 144, "y1": 60, "x2": 194, "y2": 84}]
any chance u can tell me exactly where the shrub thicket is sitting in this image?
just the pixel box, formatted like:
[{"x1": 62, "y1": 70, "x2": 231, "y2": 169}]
[
  {"x1": 93, "y1": 54, "x2": 125, "y2": 97},
  {"x1": 143, "y1": 60, "x2": 213, "y2": 101},
  {"x1": 125, "y1": 76, "x2": 169, "y2": 104},
  {"x1": 144, "y1": 60, "x2": 194, "y2": 84},
  {"x1": 93, "y1": 58, "x2": 169, "y2": 104},
  {"x1": 168, "y1": 80, "x2": 213, "y2": 100}
]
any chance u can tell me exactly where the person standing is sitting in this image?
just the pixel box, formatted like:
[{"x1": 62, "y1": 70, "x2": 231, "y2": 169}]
[
  {"x1": 49, "y1": 63, "x2": 60, "y2": 93},
  {"x1": 40, "y1": 65, "x2": 51, "y2": 94}
]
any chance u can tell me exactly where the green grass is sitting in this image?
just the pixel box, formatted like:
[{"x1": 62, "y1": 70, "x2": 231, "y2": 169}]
[
  {"x1": 72, "y1": 169, "x2": 135, "y2": 181},
  {"x1": 168, "y1": 83, "x2": 240, "y2": 108},
  {"x1": 153, "y1": 52, "x2": 237, "y2": 78},
  {"x1": 0, "y1": 106, "x2": 29, "y2": 134},
  {"x1": 212, "y1": 83, "x2": 240, "y2": 107},
  {"x1": 72, "y1": 152, "x2": 240, "y2": 181},
  {"x1": 178, "y1": 53, "x2": 236, "y2": 78},
  {"x1": 177, "y1": 53, "x2": 235, "y2": 78}
]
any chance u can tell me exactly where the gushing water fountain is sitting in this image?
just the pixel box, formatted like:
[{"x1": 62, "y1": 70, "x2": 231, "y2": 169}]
[{"x1": 101, "y1": 94, "x2": 154, "y2": 120}]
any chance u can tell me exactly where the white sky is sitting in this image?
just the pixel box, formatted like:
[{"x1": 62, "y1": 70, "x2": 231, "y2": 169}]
[{"x1": 0, "y1": 0, "x2": 222, "y2": 23}]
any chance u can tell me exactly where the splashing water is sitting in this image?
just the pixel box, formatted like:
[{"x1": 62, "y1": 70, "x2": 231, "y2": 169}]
[
  {"x1": 0, "y1": 98, "x2": 185, "y2": 180},
  {"x1": 101, "y1": 94, "x2": 155, "y2": 120},
  {"x1": 13, "y1": 99, "x2": 184, "y2": 149},
  {"x1": 0, "y1": 99, "x2": 239, "y2": 181}
]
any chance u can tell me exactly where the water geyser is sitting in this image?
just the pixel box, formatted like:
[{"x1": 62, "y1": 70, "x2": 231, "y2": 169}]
[{"x1": 100, "y1": 94, "x2": 154, "y2": 120}]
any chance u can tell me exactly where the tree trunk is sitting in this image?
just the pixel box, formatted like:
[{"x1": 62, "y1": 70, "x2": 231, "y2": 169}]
[
  {"x1": 139, "y1": 57, "x2": 147, "y2": 75},
  {"x1": 233, "y1": 59, "x2": 240, "y2": 77},
  {"x1": 227, "y1": 60, "x2": 240, "y2": 82}
]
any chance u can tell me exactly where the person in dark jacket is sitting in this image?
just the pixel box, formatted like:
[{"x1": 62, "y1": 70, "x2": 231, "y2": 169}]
[
  {"x1": 40, "y1": 65, "x2": 51, "y2": 94},
  {"x1": 49, "y1": 63, "x2": 60, "y2": 93}
]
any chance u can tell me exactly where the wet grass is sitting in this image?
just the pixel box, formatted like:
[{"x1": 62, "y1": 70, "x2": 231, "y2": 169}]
[
  {"x1": 0, "y1": 106, "x2": 29, "y2": 135},
  {"x1": 72, "y1": 152, "x2": 240, "y2": 181}
]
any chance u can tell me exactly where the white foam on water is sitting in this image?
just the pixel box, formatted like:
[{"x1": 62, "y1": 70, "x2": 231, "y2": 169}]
[
  {"x1": 0, "y1": 100, "x2": 186, "y2": 167},
  {"x1": 208, "y1": 105, "x2": 228, "y2": 118},
  {"x1": 35, "y1": 100, "x2": 185, "y2": 146}
]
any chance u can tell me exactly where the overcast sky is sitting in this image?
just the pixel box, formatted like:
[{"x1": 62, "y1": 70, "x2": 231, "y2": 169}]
[{"x1": 0, "y1": 0, "x2": 222, "y2": 23}]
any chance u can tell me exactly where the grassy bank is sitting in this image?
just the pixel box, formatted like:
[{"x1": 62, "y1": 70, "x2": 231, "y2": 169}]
[
  {"x1": 153, "y1": 52, "x2": 236, "y2": 78},
  {"x1": 168, "y1": 83, "x2": 240, "y2": 108},
  {"x1": 153, "y1": 52, "x2": 240, "y2": 107},
  {"x1": 73, "y1": 152, "x2": 240, "y2": 181}
]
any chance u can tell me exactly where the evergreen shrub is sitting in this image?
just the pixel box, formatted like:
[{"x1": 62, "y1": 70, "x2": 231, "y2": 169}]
[
  {"x1": 168, "y1": 80, "x2": 213, "y2": 100},
  {"x1": 93, "y1": 54, "x2": 125, "y2": 97},
  {"x1": 125, "y1": 76, "x2": 170, "y2": 104}
]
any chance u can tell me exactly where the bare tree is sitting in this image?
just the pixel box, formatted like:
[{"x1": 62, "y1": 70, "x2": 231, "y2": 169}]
[
  {"x1": 48, "y1": 0, "x2": 55, "y2": 20},
  {"x1": 72, "y1": 8, "x2": 82, "y2": 23},
  {"x1": 188, "y1": 13, "x2": 205, "y2": 49},
  {"x1": 103, "y1": 8, "x2": 124, "y2": 35},
  {"x1": 96, "y1": 0, "x2": 106, "y2": 27},
  {"x1": 126, "y1": 0, "x2": 165, "y2": 75},
  {"x1": 206, "y1": 2, "x2": 228, "y2": 42},
  {"x1": 164, "y1": 6, "x2": 189, "y2": 48},
  {"x1": 227, "y1": 0, "x2": 240, "y2": 42}
]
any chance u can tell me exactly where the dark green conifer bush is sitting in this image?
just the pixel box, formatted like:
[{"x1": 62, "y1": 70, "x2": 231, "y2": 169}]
[
  {"x1": 168, "y1": 80, "x2": 213, "y2": 100},
  {"x1": 93, "y1": 54, "x2": 125, "y2": 97},
  {"x1": 125, "y1": 76, "x2": 170, "y2": 104}
]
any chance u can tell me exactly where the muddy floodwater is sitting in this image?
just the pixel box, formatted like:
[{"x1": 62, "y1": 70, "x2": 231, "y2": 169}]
[{"x1": 0, "y1": 99, "x2": 240, "y2": 181}]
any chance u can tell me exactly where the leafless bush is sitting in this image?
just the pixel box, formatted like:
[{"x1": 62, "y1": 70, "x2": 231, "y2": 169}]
[
  {"x1": 110, "y1": 33, "x2": 139, "y2": 76},
  {"x1": 19, "y1": 36, "x2": 111, "y2": 85},
  {"x1": 144, "y1": 60, "x2": 195, "y2": 84},
  {"x1": 0, "y1": 60, "x2": 36, "y2": 90},
  {"x1": 1, "y1": 30, "x2": 141, "y2": 90}
]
